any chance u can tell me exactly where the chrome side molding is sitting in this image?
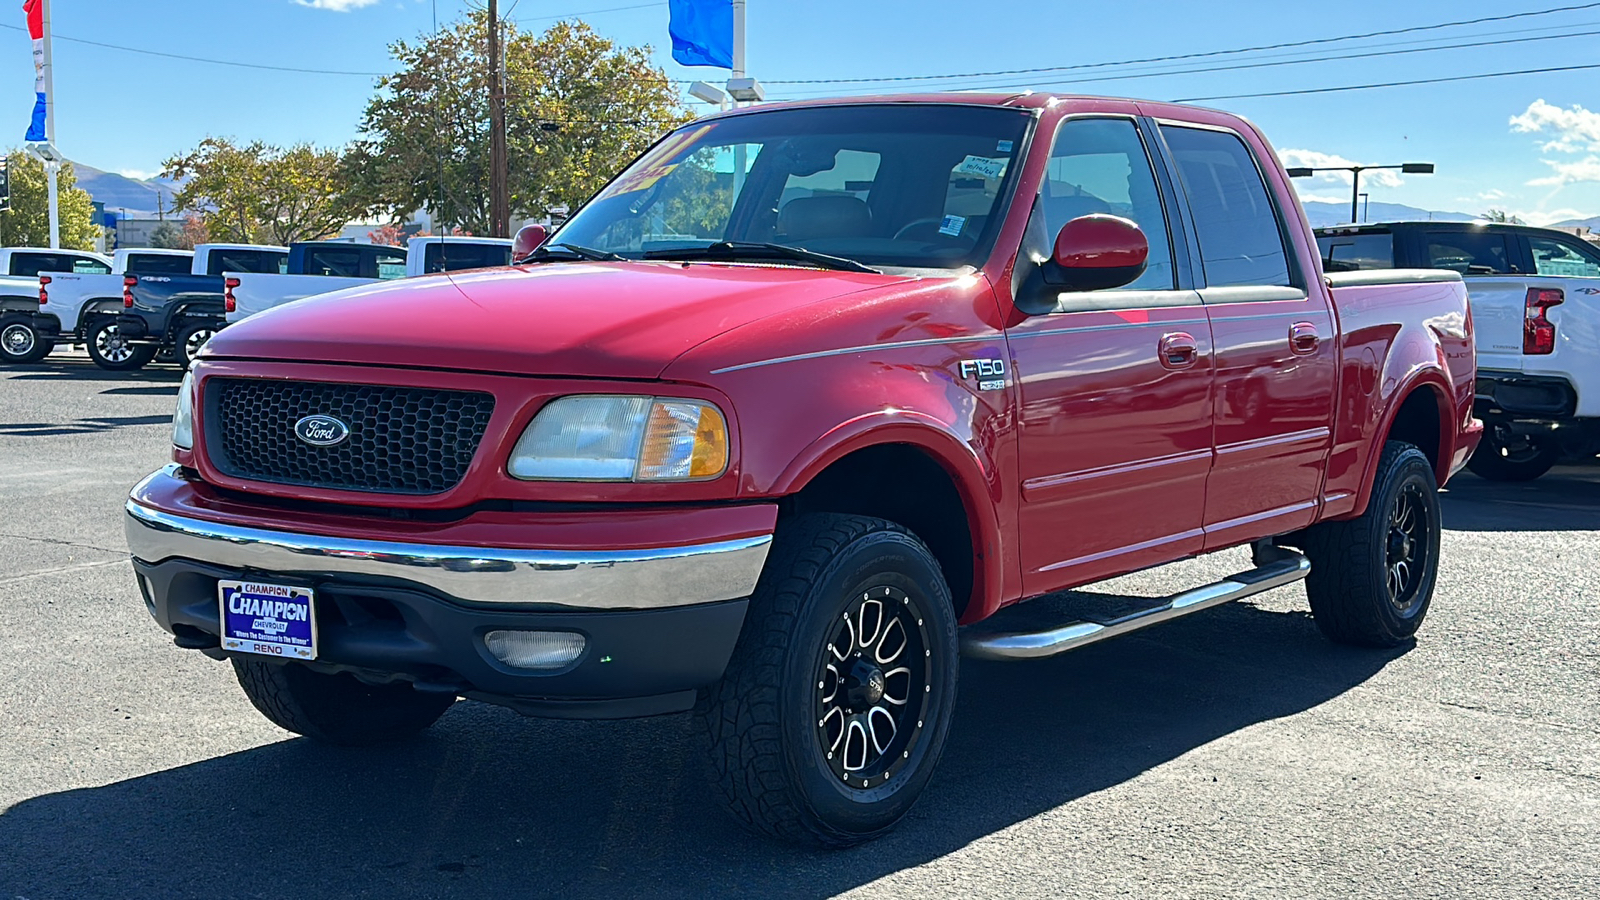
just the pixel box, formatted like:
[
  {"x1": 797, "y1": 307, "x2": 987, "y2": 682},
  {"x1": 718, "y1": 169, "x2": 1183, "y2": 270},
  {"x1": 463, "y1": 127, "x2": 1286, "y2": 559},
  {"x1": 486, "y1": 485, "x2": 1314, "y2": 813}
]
[{"x1": 960, "y1": 554, "x2": 1311, "y2": 661}]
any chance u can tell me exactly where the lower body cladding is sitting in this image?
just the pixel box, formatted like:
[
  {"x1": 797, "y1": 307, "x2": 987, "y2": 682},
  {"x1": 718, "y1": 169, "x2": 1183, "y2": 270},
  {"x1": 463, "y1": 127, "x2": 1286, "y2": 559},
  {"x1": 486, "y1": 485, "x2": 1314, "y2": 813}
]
[{"x1": 123, "y1": 477, "x2": 774, "y2": 720}]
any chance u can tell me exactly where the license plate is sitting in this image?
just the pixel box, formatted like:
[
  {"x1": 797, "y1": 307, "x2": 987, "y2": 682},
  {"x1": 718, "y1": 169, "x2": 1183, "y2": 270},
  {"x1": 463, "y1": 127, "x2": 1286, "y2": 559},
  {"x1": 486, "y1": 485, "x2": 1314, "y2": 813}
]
[{"x1": 218, "y1": 580, "x2": 318, "y2": 660}]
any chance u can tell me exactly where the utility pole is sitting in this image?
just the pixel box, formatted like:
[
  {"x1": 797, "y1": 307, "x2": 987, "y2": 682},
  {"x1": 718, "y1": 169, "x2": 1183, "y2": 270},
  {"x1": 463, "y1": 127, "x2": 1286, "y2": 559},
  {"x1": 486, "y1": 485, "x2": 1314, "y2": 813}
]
[{"x1": 488, "y1": 0, "x2": 509, "y2": 238}]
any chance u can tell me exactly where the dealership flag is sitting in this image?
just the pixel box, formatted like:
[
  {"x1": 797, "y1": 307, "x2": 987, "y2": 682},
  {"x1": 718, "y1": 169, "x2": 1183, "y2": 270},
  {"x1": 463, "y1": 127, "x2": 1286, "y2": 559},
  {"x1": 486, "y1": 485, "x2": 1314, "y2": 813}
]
[
  {"x1": 23, "y1": 0, "x2": 45, "y2": 141},
  {"x1": 667, "y1": 0, "x2": 732, "y2": 68}
]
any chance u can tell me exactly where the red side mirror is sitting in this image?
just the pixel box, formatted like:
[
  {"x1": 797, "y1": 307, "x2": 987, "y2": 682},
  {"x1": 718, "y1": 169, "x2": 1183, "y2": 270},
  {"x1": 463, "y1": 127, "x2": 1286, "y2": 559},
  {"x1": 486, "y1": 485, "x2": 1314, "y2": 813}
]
[
  {"x1": 513, "y1": 223, "x2": 550, "y2": 262},
  {"x1": 1054, "y1": 214, "x2": 1149, "y2": 272}
]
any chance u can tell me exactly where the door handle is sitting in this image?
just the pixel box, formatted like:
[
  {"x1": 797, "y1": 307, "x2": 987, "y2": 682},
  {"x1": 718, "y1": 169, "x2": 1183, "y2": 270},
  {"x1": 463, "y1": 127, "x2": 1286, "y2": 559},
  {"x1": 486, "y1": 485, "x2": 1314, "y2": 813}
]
[
  {"x1": 1159, "y1": 331, "x2": 1199, "y2": 369},
  {"x1": 1289, "y1": 322, "x2": 1320, "y2": 355}
]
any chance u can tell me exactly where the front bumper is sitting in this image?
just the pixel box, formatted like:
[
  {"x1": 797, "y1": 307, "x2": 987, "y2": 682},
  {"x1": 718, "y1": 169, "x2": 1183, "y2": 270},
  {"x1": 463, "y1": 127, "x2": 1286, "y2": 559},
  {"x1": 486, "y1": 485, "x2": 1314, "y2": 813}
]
[{"x1": 125, "y1": 467, "x2": 775, "y2": 716}]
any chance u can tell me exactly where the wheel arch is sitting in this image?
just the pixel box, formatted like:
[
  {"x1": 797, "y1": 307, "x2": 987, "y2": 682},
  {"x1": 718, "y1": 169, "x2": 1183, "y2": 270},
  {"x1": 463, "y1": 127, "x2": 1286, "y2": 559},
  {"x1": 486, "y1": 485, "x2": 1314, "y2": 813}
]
[{"x1": 1352, "y1": 374, "x2": 1454, "y2": 516}]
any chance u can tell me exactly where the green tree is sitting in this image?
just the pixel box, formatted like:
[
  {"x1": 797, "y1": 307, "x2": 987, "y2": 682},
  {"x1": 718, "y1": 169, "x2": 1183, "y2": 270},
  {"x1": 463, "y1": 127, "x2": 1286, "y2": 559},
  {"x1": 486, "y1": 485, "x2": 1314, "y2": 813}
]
[
  {"x1": 347, "y1": 14, "x2": 689, "y2": 234},
  {"x1": 163, "y1": 138, "x2": 358, "y2": 245},
  {"x1": 148, "y1": 220, "x2": 185, "y2": 249},
  {"x1": 0, "y1": 151, "x2": 100, "y2": 250},
  {"x1": 1480, "y1": 209, "x2": 1526, "y2": 224}
]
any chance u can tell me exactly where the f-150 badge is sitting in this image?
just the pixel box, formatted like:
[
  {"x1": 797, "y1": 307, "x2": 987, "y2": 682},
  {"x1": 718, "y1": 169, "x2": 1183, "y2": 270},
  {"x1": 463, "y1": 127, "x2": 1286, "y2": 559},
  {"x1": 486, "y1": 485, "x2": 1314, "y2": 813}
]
[{"x1": 958, "y1": 358, "x2": 1007, "y2": 391}]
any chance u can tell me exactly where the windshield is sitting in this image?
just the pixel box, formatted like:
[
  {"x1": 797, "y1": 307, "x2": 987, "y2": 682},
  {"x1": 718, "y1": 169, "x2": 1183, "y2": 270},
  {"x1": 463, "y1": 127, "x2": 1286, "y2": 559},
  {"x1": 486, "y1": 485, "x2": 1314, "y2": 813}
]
[{"x1": 553, "y1": 104, "x2": 1034, "y2": 269}]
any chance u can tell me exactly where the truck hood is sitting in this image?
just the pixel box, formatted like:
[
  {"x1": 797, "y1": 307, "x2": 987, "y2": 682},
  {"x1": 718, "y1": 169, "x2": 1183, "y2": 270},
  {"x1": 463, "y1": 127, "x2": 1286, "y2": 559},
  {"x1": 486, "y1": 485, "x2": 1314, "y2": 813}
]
[{"x1": 203, "y1": 262, "x2": 909, "y2": 379}]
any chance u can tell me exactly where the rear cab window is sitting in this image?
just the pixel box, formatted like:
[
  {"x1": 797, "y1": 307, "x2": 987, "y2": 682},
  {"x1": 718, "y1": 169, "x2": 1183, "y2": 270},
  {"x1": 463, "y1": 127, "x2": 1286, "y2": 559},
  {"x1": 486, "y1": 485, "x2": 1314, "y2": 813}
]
[
  {"x1": 125, "y1": 254, "x2": 192, "y2": 275},
  {"x1": 422, "y1": 242, "x2": 511, "y2": 273},
  {"x1": 1317, "y1": 231, "x2": 1395, "y2": 271},
  {"x1": 1159, "y1": 124, "x2": 1294, "y2": 288},
  {"x1": 207, "y1": 249, "x2": 289, "y2": 276},
  {"x1": 306, "y1": 248, "x2": 363, "y2": 277}
]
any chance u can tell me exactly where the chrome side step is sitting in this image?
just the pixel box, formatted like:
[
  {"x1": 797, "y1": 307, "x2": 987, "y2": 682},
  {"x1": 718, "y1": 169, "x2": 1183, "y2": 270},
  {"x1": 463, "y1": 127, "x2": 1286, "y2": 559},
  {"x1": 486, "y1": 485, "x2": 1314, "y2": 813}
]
[{"x1": 960, "y1": 553, "x2": 1311, "y2": 661}]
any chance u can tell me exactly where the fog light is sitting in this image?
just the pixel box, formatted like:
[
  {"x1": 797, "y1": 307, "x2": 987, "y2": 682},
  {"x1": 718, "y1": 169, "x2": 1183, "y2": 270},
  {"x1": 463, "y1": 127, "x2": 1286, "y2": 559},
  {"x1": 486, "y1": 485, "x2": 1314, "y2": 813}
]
[{"x1": 484, "y1": 630, "x2": 585, "y2": 670}]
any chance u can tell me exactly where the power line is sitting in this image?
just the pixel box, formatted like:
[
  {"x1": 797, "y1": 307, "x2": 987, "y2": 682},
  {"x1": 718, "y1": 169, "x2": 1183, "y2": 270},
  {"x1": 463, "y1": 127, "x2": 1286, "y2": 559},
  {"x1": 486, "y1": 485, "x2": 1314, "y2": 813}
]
[
  {"x1": 760, "y1": 1, "x2": 1600, "y2": 85},
  {"x1": 0, "y1": 22, "x2": 388, "y2": 76},
  {"x1": 517, "y1": 2, "x2": 662, "y2": 23},
  {"x1": 1172, "y1": 61, "x2": 1600, "y2": 102}
]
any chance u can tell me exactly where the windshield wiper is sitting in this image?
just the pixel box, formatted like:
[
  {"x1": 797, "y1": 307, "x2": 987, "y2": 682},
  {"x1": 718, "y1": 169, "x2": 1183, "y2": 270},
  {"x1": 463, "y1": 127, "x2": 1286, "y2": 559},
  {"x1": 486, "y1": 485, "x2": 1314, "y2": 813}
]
[
  {"x1": 522, "y1": 242, "x2": 626, "y2": 263},
  {"x1": 644, "y1": 241, "x2": 881, "y2": 274}
]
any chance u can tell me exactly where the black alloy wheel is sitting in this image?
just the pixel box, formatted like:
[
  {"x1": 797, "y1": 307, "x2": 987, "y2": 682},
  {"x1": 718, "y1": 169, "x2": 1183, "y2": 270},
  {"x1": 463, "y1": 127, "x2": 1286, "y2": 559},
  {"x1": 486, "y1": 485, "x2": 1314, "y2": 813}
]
[{"x1": 1384, "y1": 481, "x2": 1432, "y2": 615}]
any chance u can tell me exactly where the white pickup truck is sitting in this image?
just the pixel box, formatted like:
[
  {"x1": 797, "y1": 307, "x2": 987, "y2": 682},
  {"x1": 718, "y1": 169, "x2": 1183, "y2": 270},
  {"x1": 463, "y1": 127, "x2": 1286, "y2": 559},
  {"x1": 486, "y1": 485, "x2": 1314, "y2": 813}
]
[
  {"x1": 0, "y1": 247, "x2": 114, "y2": 363},
  {"x1": 225, "y1": 236, "x2": 514, "y2": 324},
  {"x1": 30, "y1": 248, "x2": 194, "y2": 357},
  {"x1": 1318, "y1": 221, "x2": 1600, "y2": 480}
]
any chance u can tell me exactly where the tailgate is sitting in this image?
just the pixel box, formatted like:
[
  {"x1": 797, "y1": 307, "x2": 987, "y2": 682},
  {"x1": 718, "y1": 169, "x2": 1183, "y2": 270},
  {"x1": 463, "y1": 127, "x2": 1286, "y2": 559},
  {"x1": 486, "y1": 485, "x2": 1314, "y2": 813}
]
[{"x1": 1462, "y1": 277, "x2": 1540, "y2": 372}]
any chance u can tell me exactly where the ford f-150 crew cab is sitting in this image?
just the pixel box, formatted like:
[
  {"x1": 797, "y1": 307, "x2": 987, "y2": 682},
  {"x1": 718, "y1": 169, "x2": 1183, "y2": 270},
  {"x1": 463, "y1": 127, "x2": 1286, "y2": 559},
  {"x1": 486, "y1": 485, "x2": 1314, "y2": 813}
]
[
  {"x1": 125, "y1": 94, "x2": 1480, "y2": 847},
  {"x1": 1317, "y1": 220, "x2": 1598, "y2": 480}
]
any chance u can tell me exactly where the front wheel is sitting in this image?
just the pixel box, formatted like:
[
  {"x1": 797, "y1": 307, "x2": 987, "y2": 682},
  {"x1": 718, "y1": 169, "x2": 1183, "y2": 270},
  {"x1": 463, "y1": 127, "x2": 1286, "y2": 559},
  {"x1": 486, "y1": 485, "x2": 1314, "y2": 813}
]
[
  {"x1": 0, "y1": 318, "x2": 51, "y2": 364},
  {"x1": 696, "y1": 514, "x2": 959, "y2": 847},
  {"x1": 1299, "y1": 441, "x2": 1441, "y2": 647},
  {"x1": 175, "y1": 321, "x2": 218, "y2": 370},
  {"x1": 86, "y1": 319, "x2": 156, "y2": 371},
  {"x1": 232, "y1": 658, "x2": 456, "y2": 746},
  {"x1": 1467, "y1": 421, "x2": 1560, "y2": 481}
]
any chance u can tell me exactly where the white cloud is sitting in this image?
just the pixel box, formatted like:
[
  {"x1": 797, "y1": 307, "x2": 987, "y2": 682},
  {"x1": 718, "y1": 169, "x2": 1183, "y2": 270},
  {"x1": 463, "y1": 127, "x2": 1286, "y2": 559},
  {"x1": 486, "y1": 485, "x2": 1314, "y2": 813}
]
[
  {"x1": 293, "y1": 0, "x2": 380, "y2": 10},
  {"x1": 1527, "y1": 155, "x2": 1600, "y2": 187},
  {"x1": 1279, "y1": 148, "x2": 1404, "y2": 188},
  {"x1": 1510, "y1": 100, "x2": 1600, "y2": 154},
  {"x1": 1477, "y1": 188, "x2": 1509, "y2": 201},
  {"x1": 1289, "y1": 190, "x2": 1351, "y2": 205}
]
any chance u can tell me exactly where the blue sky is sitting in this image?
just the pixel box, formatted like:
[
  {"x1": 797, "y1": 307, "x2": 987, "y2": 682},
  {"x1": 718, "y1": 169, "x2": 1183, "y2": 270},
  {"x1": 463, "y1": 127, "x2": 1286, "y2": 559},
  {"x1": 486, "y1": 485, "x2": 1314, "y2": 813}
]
[{"x1": 7, "y1": 0, "x2": 1600, "y2": 224}]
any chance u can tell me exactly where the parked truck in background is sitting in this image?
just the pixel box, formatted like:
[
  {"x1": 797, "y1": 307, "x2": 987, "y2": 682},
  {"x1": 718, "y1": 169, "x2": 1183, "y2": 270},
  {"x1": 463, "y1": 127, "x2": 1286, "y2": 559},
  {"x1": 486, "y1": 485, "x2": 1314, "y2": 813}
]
[
  {"x1": 126, "y1": 94, "x2": 1479, "y2": 847},
  {"x1": 106, "y1": 244, "x2": 287, "y2": 371},
  {"x1": 0, "y1": 247, "x2": 113, "y2": 363},
  {"x1": 224, "y1": 236, "x2": 514, "y2": 324},
  {"x1": 29, "y1": 249, "x2": 195, "y2": 362},
  {"x1": 1317, "y1": 221, "x2": 1599, "y2": 480}
]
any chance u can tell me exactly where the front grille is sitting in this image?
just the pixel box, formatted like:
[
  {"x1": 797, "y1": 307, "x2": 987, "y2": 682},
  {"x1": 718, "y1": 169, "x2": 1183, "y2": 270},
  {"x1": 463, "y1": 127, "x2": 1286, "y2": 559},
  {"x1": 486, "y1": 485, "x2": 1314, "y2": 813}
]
[{"x1": 205, "y1": 378, "x2": 496, "y2": 494}]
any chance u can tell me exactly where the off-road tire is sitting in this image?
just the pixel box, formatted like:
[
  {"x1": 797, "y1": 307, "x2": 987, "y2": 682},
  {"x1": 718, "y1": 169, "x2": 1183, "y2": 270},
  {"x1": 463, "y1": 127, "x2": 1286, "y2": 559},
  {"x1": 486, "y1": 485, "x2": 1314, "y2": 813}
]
[
  {"x1": 0, "y1": 317, "x2": 50, "y2": 364},
  {"x1": 86, "y1": 319, "x2": 156, "y2": 371},
  {"x1": 232, "y1": 658, "x2": 456, "y2": 746},
  {"x1": 695, "y1": 513, "x2": 960, "y2": 848},
  {"x1": 1299, "y1": 441, "x2": 1440, "y2": 647},
  {"x1": 1466, "y1": 422, "x2": 1559, "y2": 482},
  {"x1": 174, "y1": 321, "x2": 217, "y2": 371}
]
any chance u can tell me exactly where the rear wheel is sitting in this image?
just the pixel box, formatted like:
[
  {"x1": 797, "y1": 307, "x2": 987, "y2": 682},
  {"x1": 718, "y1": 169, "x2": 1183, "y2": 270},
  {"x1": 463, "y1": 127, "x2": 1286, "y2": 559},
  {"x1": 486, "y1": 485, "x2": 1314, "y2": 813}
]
[
  {"x1": 1299, "y1": 442, "x2": 1440, "y2": 647},
  {"x1": 175, "y1": 321, "x2": 217, "y2": 370},
  {"x1": 0, "y1": 318, "x2": 50, "y2": 364},
  {"x1": 232, "y1": 658, "x2": 456, "y2": 746},
  {"x1": 1467, "y1": 421, "x2": 1560, "y2": 481},
  {"x1": 86, "y1": 319, "x2": 156, "y2": 371},
  {"x1": 696, "y1": 514, "x2": 959, "y2": 847}
]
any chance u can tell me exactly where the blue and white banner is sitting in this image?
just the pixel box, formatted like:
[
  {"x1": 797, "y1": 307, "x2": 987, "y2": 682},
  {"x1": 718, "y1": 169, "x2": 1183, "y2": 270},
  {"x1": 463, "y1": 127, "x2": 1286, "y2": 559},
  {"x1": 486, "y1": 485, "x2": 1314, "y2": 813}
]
[
  {"x1": 23, "y1": 0, "x2": 46, "y2": 141},
  {"x1": 667, "y1": 0, "x2": 732, "y2": 69}
]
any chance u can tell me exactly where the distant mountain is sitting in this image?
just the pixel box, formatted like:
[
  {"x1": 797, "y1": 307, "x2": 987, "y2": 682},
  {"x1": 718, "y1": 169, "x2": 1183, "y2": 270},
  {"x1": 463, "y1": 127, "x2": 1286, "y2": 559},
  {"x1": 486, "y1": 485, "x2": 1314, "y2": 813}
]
[
  {"x1": 1300, "y1": 199, "x2": 1476, "y2": 229},
  {"x1": 1551, "y1": 215, "x2": 1600, "y2": 231},
  {"x1": 70, "y1": 163, "x2": 181, "y2": 218}
]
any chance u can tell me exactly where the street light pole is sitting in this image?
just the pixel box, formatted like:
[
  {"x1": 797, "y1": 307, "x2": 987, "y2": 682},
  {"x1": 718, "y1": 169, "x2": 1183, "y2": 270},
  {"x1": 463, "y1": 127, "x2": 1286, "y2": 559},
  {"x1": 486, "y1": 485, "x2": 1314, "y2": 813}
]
[{"x1": 1287, "y1": 161, "x2": 1435, "y2": 225}]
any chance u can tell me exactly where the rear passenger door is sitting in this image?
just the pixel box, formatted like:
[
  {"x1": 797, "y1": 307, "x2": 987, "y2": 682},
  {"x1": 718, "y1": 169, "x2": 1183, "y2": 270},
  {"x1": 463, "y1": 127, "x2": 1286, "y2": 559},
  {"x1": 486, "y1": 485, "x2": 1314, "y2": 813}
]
[
  {"x1": 1009, "y1": 115, "x2": 1215, "y2": 596},
  {"x1": 1157, "y1": 122, "x2": 1337, "y2": 549}
]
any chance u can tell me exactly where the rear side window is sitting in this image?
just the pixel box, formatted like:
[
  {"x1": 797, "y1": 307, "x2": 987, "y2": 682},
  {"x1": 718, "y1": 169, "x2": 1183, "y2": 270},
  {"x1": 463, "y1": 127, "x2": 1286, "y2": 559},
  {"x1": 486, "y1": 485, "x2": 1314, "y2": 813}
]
[
  {"x1": 1529, "y1": 236, "x2": 1600, "y2": 278},
  {"x1": 1160, "y1": 125, "x2": 1292, "y2": 288},
  {"x1": 1317, "y1": 232, "x2": 1394, "y2": 271},
  {"x1": 1040, "y1": 117, "x2": 1175, "y2": 290},
  {"x1": 206, "y1": 250, "x2": 288, "y2": 275},
  {"x1": 422, "y1": 242, "x2": 510, "y2": 273},
  {"x1": 1424, "y1": 231, "x2": 1514, "y2": 275},
  {"x1": 125, "y1": 254, "x2": 191, "y2": 275}
]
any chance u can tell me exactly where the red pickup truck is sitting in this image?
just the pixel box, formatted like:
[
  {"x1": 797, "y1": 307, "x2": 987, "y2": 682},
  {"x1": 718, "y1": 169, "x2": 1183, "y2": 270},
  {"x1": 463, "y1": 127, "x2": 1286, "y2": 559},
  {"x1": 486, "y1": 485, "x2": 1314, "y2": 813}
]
[{"x1": 125, "y1": 93, "x2": 1479, "y2": 847}]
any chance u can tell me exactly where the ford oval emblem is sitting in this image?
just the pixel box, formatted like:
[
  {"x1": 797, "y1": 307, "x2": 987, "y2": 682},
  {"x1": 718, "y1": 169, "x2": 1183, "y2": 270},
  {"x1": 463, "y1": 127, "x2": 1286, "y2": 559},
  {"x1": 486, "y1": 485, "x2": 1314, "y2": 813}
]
[{"x1": 294, "y1": 415, "x2": 349, "y2": 447}]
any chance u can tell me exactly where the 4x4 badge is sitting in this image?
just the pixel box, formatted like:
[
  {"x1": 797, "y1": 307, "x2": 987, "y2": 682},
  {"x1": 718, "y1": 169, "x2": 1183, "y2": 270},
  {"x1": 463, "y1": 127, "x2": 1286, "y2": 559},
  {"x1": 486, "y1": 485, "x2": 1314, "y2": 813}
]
[{"x1": 294, "y1": 415, "x2": 350, "y2": 447}]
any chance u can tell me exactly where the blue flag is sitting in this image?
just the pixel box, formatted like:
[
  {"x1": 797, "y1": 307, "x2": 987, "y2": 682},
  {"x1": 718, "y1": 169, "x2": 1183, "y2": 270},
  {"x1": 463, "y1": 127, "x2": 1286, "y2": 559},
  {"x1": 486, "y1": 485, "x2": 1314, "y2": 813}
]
[
  {"x1": 26, "y1": 92, "x2": 45, "y2": 142},
  {"x1": 668, "y1": 0, "x2": 733, "y2": 69}
]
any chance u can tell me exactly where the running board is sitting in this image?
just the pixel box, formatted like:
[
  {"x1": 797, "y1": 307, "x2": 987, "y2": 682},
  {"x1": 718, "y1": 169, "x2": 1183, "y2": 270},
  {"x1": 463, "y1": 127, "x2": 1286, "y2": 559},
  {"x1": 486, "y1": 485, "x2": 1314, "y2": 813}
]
[{"x1": 960, "y1": 553, "x2": 1311, "y2": 661}]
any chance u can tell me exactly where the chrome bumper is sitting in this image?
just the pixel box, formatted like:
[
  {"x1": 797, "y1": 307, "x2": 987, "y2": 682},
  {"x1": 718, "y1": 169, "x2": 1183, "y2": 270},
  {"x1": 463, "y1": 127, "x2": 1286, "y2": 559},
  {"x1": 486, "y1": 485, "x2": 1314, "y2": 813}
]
[{"x1": 124, "y1": 501, "x2": 772, "y2": 611}]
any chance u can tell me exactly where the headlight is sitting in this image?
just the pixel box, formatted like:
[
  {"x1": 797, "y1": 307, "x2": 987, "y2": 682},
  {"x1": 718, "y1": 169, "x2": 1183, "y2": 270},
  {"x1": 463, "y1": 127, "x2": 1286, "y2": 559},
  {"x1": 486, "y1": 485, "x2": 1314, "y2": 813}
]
[
  {"x1": 172, "y1": 370, "x2": 196, "y2": 450},
  {"x1": 508, "y1": 395, "x2": 729, "y2": 482}
]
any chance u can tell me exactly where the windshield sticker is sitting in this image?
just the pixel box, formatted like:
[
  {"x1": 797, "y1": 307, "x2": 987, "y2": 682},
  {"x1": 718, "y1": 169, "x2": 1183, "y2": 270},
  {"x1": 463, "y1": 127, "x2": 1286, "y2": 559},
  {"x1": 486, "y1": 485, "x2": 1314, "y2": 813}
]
[
  {"x1": 609, "y1": 163, "x2": 679, "y2": 196},
  {"x1": 607, "y1": 123, "x2": 714, "y2": 195},
  {"x1": 996, "y1": 140, "x2": 1014, "y2": 152},
  {"x1": 939, "y1": 215, "x2": 966, "y2": 237},
  {"x1": 956, "y1": 155, "x2": 1009, "y2": 180}
]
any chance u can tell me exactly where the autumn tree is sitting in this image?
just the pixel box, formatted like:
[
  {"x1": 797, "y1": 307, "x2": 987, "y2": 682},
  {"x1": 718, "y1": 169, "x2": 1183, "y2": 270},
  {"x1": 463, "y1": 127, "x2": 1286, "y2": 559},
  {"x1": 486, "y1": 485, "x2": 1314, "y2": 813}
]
[
  {"x1": 163, "y1": 138, "x2": 358, "y2": 245},
  {"x1": 347, "y1": 14, "x2": 689, "y2": 234},
  {"x1": 0, "y1": 150, "x2": 100, "y2": 250}
]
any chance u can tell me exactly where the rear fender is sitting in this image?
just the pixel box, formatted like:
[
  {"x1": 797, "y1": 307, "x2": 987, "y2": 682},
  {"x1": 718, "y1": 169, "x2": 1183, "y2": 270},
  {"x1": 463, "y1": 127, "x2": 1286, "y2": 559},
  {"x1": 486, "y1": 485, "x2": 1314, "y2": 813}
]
[
  {"x1": 1349, "y1": 369, "x2": 1456, "y2": 517},
  {"x1": 772, "y1": 412, "x2": 1006, "y2": 623}
]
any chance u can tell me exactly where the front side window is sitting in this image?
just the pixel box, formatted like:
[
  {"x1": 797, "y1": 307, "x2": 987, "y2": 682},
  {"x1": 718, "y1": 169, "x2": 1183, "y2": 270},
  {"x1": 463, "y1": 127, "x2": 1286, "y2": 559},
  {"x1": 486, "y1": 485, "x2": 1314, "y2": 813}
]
[
  {"x1": 1040, "y1": 118, "x2": 1175, "y2": 290},
  {"x1": 1317, "y1": 231, "x2": 1395, "y2": 271},
  {"x1": 374, "y1": 250, "x2": 407, "y2": 279},
  {"x1": 555, "y1": 104, "x2": 1034, "y2": 269},
  {"x1": 71, "y1": 256, "x2": 111, "y2": 274},
  {"x1": 1161, "y1": 125, "x2": 1292, "y2": 288},
  {"x1": 1425, "y1": 231, "x2": 1513, "y2": 275},
  {"x1": 1529, "y1": 235, "x2": 1600, "y2": 278}
]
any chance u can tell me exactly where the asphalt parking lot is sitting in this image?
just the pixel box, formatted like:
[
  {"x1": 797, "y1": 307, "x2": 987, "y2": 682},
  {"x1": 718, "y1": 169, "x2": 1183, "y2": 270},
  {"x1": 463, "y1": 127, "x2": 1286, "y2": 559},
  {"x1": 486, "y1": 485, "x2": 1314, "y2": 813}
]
[{"x1": 1, "y1": 351, "x2": 1596, "y2": 900}]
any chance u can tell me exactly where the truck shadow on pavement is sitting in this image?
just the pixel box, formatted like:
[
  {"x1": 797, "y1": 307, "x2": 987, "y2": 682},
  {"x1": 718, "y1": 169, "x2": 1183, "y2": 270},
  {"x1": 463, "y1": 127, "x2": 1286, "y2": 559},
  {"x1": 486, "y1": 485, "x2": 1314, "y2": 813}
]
[
  {"x1": 3, "y1": 356, "x2": 183, "y2": 384},
  {"x1": 0, "y1": 603, "x2": 1403, "y2": 900},
  {"x1": 0, "y1": 415, "x2": 172, "y2": 437},
  {"x1": 1440, "y1": 463, "x2": 1600, "y2": 532}
]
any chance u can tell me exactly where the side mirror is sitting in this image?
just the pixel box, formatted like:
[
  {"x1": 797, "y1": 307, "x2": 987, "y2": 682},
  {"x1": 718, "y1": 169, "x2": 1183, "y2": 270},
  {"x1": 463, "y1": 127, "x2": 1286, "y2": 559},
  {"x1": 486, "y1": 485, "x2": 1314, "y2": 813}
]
[
  {"x1": 512, "y1": 223, "x2": 550, "y2": 262},
  {"x1": 1050, "y1": 214, "x2": 1149, "y2": 291}
]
